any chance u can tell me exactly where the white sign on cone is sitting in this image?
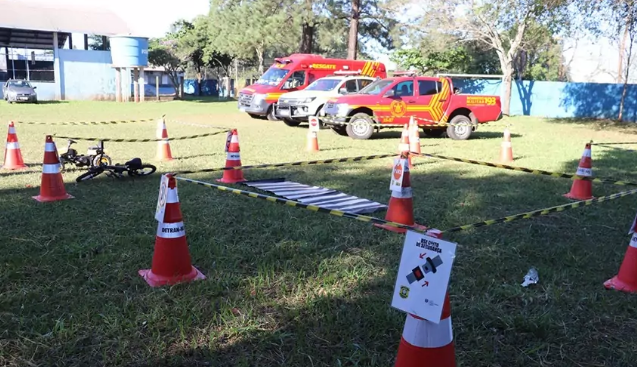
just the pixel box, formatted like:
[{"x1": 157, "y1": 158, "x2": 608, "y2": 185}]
[
  {"x1": 155, "y1": 174, "x2": 169, "y2": 222},
  {"x1": 309, "y1": 116, "x2": 320, "y2": 133},
  {"x1": 389, "y1": 158, "x2": 406, "y2": 192},
  {"x1": 391, "y1": 230, "x2": 457, "y2": 323}
]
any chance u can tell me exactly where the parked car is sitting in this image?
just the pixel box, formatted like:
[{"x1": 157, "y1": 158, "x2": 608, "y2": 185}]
[
  {"x1": 274, "y1": 72, "x2": 377, "y2": 127},
  {"x1": 321, "y1": 72, "x2": 503, "y2": 140},
  {"x1": 3, "y1": 79, "x2": 38, "y2": 103}
]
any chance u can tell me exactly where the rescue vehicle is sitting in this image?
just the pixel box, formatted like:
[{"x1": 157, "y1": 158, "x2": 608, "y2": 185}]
[
  {"x1": 321, "y1": 71, "x2": 503, "y2": 140},
  {"x1": 274, "y1": 71, "x2": 376, "y2": 127},
  {"x1": 237, "y1": 54, "x2": 387, "y2": 121}
]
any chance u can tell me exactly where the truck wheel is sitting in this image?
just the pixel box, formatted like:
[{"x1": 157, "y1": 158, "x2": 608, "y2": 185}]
[
  {"x1": 346, "y1": 113, "x2": 375, "y2": 140},
  {"x1": 446, "y1": 115, "x2": 473, "y2": 140},
  {"x1": 266, "y1": 106, "x2": 279, "y2": 121},
  {"x1": 422, "y1": 128, "x2": 445, "y2": 138},
  {"x1": 283, "y1": 118, "x2": 301, "y2": 127}
]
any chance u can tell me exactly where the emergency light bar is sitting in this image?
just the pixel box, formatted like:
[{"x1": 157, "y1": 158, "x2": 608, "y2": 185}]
[
  {"x1": 393, "y1": 70, "x2": 419, "y2": 77},
  {"x1": 332, "y1": 70, "x2": 363, "y2": 76}
]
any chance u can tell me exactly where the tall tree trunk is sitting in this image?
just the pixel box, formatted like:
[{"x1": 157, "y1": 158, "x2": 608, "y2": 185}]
[
  {"x1": 347, "y1": 0, "x2": 360, "y2": 60},
  {"x1": 256, "y1": 46, "x2": 265, "y2": 75},
  {"x1": 618, "y1": 26, "x2": 629, "y2": 83},
  {"x1": 300, "y1": 23, "x2": 315, "y2": 53},
  {"x1": 300, "y1": 0, "x2": 315, "y2": 53},
  {"x1": 501, "y1": 61, "x2": 514, "y2": 116},
  {"x1": 618, "y1": 28, "x2": 634, "y2": 122}
]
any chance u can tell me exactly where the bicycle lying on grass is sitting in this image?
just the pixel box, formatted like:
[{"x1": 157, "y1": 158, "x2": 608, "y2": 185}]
[{"x1": 76, "y1": 158, "x2": 156, "y2": 182}]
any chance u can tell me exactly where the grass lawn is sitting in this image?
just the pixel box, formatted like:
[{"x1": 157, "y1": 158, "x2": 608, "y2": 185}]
[{"x1": 3, "y1": 99, "x2": 637, "y2": 366}]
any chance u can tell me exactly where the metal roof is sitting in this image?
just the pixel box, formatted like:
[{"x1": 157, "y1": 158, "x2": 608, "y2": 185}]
[{"x1": 0, "y1": 0, "x2": 139, "y2": 49}]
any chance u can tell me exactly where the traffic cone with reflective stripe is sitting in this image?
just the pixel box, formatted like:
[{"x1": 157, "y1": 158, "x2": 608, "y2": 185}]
[
  {"x1": 409, "y1": 117, "x2": 421, "y2": 165},
  {"x1": 398, "y1": 124, "x2": 413, "y2": 168},
  {"x1": 307, "y1": 117, "x2": 320, "y2": 152},
  {"x1": 499, "y1": 127, "x2": 513, "y2": 163},
  {"x1": 375, "y1": 153, "x2": 426, "y2": 234},
  {"x1": 2, "y1": 121, "x2": 27, "y2": 170},
  {"x1": 32, "y1": 135, "x2": 73, "y2": 202},
  {"x1": 394, "y1": 229, "x2": 456, "y2": 367},
  {"x1": 564, "y1": 142, "x2": 593, "y2": 200},
  {"x1": 217, "y1": 129, "x2": 246, "y2": 183},
  {"x1": 139, "y1": 174, "x2": 205, "y2": 287},
  {"x1": 156, "y1": 116, "x2": 174, "y2": 161},
  {"x1": 604, "y1": 213, "x2": 637, "y2": 293}
]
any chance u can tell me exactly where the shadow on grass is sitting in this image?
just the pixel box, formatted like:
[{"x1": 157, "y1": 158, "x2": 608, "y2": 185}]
[
  {"x1": 371, "y1": 130, "x2": 522, "y2": 140},
  {"x1": 546, "y1": 117, "x2": 637, "y2": 135},
  {"x1": 32, "y1": 100, "x2": 70, "y2": 105},
  {"x1": 183, "y1": 96, "x2": 238, "y2": 104},
  {"x1": 3, "y1": 147, "x2": 637, "y2": 366}
]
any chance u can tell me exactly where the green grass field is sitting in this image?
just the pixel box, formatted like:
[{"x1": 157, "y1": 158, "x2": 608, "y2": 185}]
[{"x1": 3, "y1": 99, "x2": 637, "y2": 366}]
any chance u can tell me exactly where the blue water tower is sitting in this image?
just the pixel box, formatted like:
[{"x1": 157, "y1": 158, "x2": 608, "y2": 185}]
[{"x1": 109, "y1": 36, "x2": 149, "y2": 67}]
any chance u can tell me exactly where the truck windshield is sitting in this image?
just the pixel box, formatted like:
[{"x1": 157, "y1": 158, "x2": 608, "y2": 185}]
[
  {"x1": 305, "y1": 79, "x2": 341, "y2": 91},
  {"x1": 358, "y1": 79, "x2": 393, "y2": 95},
  {"x1": 255, "y1": 68, "x2": 289, "y2": 86}
]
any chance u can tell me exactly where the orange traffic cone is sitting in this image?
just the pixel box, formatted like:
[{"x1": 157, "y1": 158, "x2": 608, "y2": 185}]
[
  {"x1": 217, "y1": 129, "x2": 246, "y2": 183},
  {"x1": 394, "y1": 229, "x2": 456, "y2": 367},
  {"x1": 375, "y1": 153, "x2": 426, "y2": 234},
  {"x1": 139, "y1": 174, "x2": 205, "y2": 287},
  {"x1": 307, "y1": 117, "x2": 320, "y2": 152},
  {"x1": 398, "y1": 124, "x2": 413, "y2": 168},
  {"x1": 32, "y1": 135, "x2": 74, "y2": 202},
  {"x1": 156, "y1": 116, "x2": 174, "y2": 161},
  {"x1": 499, "y1": 127, "x2": 513, "y2": 163},
  {"x1": 564, "y1": 142, "x2": 593, "y2": 200},
  {"x1": 604, "y1": 214, "x2": 637, "y2": 293},
  {"x1": 2, "y1": 121, "x2": 27, "y2": 170},
  {"x1": 409, "y1": 117, "x2": 421, "y2": 164}
]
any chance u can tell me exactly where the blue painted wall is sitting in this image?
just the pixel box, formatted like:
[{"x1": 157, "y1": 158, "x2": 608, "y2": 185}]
[
  {"x1": 109, "y1": 36, "x2": 149, "y2": 68},
  {"x1": 58, "y1": 49, "x2": 126, "y2": 100},
  {"x1": 451, "y1": 78, "x2": 637, "y2": 122}
]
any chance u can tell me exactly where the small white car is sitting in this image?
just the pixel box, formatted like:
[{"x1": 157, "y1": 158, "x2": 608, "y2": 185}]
[{"x1": 274, "y1": 74, "x2": 376, "y2": 127}]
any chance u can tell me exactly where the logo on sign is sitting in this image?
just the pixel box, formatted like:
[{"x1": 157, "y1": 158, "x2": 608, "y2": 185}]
[
  {"x1": 393, "y1": 163, "x2": 403, "y2": 180},
  {"x1": 390, "y1": 100, "x2": 407, "y2": 117},
  {"x1": 399, "y1": 286, "x2": 409, "y2": 299}
]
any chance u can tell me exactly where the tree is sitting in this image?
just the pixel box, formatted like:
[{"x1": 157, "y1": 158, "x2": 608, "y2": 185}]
[
  {"x1": 607, "y1": 0, "x2": 636, "y2": 121},
  {"x1": 403, "y1": 0, "x2": 572, "y2": 115},
  {"x1": 326, "y1": 0, "x2": 399, "y2": 60},
  {"x1": 173, "y1": 17, "x2": 234, "y2": 95},
  {"x1": 88, "y1": 35, "x2": 110, "y2": 51},
  {"x1": 390, "y1": 47, "x2": 470, "y2": 75},
  {"x1": 148, "y1": 38, "x2": 185, "y2": 98},
  {"x1": 206, "y1": 0, "x2": 298, "y2": 74}
]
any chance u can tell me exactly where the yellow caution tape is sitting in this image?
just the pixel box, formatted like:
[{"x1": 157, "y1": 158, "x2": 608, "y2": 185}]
[
  {"x1": 15, "y1": 118, "x2": 155, "y2": 126},
  {"x1": 176, "y1": 176, "x2": 419, "y2": 231},
  {"x1": 411, "y1": 152, "x2": 637, "y2": 187},
  {"x1": 441, "y1": 188, "x2": 637, "y2": 233},
  {"x1": 53, "y1": 129, "x2": 230, "y2": 143},
  {"x1": 174, "y1": 153, "x2": 397, "y2": 175}
]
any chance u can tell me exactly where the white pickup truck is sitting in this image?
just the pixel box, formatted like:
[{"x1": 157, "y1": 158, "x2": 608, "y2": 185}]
[{"x1": 273, "y1": 73, "x2": 376, "y2": 127}]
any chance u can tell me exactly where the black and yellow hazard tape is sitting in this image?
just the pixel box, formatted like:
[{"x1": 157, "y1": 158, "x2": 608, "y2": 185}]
[
  {"x1": 411, "y1": 152, "x2": 637, "y2": 187},
  {"x1": 441, "y1": 187, "x2": 637, "y2": 233},
  {"x1": 52, "y1": 129, "x2": 230, "y2": 143},
  {"x1": 175, "y1": 176, "x2": 419, "y2": 231},
  {"x1": 15, "y1": 118, "x2": 155, "y2": 126},
  {"x1": 173, "y1": 153, "x2": 396, "y2": 175},
  {"x1": 592, "y1": 141, "x2": 637, "y2": 146}
]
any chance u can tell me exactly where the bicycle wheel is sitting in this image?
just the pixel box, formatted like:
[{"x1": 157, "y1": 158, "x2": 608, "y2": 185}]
[
  {"x1": 76, "y1": 166, "x2": 105, "y2": 182},
  {"x1": 129, "y1": 164, "x2": 157, "y2": 177}
]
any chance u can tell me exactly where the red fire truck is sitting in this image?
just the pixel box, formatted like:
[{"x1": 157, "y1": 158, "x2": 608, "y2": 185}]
[
  {"x1": 237, "y1": 54, "x2": 387, "y2": 120},
  {"x1": 321, "y1": 71, "x2": 503, "y2": 140}
]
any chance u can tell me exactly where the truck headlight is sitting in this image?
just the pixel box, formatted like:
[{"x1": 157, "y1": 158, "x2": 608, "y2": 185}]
[{"x1": 301, "y1": 97, "x2": 316, "y2": 103}]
